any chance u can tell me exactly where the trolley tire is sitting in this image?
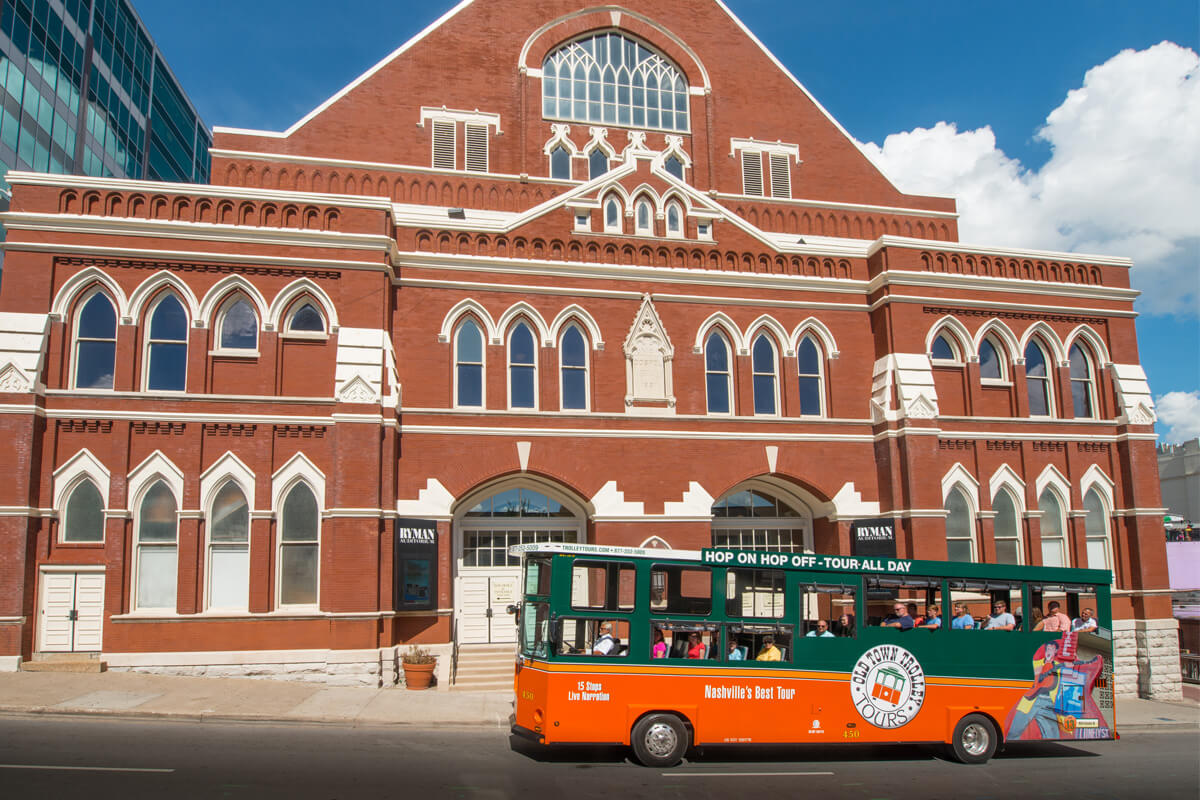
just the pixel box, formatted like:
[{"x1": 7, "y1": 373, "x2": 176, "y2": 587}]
[
  {"x1": 630, "y1": 713, "x2": 690, "y2": 767},
  {"x1": 948, "y1": 713, "x2": 999, "y2": 764}
]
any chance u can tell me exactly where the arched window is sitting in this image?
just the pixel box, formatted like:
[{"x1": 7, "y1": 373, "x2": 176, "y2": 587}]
[
  {"x1": 1083, "y1": 488, "x2": 1112, "y2": 573},
  {"x1": 560, "y1": 325, "x2": 588, "y2": 411},
  {"x1": 664, "y1": 155, "x2": 684, "y2": 180},
  {"x1": 135, "y1": 480, "x2": 178, "y2": 610},
  {"x1": 797, "y1": 336, "x2": 823, "y2": 416},
  {"x1": 1025, "y1": 340, "x2": 1052, "y2": 416},
  {"x1": 711, "y1": 489, "x2": 811, "y2": 552},
  {"x1": 1038, "y1": 488, "x2": 1066, "y2": 567},
  {"x1": 1069, "y1": 343, "x2": 1096, "y2": 418},
  {"x1": 635, "y1": 198, "x2": 652, "y2": 235},
  {"x1": 944, "y1": 487, "x2": 975, "y2": 562},
  {"x1": 751, "y1": 334, "x2": 778, "y2": 415},
  {"x1": 604, "y1": 196, "x2": 622, "y2": 233},
  {"x1": 549, "y1": 145, "x2": 571, "y2": 180},
  {"x1": 979, "y1": 338, "x2": 1004, "y2": 380},
  {"x1": 279, "y1": 482, "x2": 319, "y2": 606},
  {"x1": 542, "y1": 31, "x2": 690, "y2": 132},
  {"x1": 207, "y1": 482, "x2": 249, "y2": 609},
  {"x1": 588, "y1": 148, "x2": 609, "y2": 179},
  {"x1": 461, "y1": 486, "x2": 580, "y2": 570},
  {"x1": 74, "y1": 292, "x2": 117, "y2": 389},
  {"x1": 218, "y1": 297, "x2": 258, "y2": 350},
  {"x1": 62, "y1": 479, "x2": 104, "y2": 543},
  {"x1": 704, "y1": 331, "x2": 732, "y2": 414},
  {"x1": 992, "y1": 490, "x2": 1022, "y2": 564},
  {"x1": 508, "y1": 322, "x2": 536, "y2": 409},
  {"x1": 145, "y1": 295, "x2": 188, "y2": 392},
  {"x1": 665, "y1": 201, "x2": 683, "y2": 238},
  {"x1": 454, "y1": 318, "x2": 484, "y2": 408},
  {"x1": 931, "y1": 333, "x2": 957, "y2": 361},
  {"x1": 287, "y1": 301, "x2": 325, "y2": 333}
]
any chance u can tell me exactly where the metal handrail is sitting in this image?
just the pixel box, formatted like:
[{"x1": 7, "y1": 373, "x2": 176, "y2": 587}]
[{"x1": 1182, "y1": 653, "x2": 1200, "y2": 684}]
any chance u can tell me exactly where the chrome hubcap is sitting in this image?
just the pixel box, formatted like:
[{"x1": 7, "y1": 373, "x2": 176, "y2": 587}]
[
  {"x1": 962, "y1": 723, "x2": 990, "y2": 756},
  {"x1": 644, "y1": 722, "x2": 678, "y2": 757}
]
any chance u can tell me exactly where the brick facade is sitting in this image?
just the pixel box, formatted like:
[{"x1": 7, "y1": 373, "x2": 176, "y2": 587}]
[{"x1": 0, "y1": 0, "x2": 1178, "y2": 696}]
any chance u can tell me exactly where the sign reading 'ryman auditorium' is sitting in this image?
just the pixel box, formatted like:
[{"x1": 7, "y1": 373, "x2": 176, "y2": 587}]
[{"x1": 850, "y1": 517, "x2": 897, "y2": 558}]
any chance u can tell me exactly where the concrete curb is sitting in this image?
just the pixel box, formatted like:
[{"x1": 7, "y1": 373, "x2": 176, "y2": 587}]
[{"x1": 0, "y1": 705, "x2": 516, "y2": 728}]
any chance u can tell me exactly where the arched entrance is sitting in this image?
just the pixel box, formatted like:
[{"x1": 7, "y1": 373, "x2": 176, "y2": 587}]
[
  {"x1": 710, "y1": 482, "x2": 814, "y2": 552},
  {"x1": 454, "y1": 482, "x2": 585, "y2": 644}
]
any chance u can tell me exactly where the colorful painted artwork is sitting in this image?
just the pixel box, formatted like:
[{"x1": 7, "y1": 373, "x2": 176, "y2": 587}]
[{"x1": 1005, "y1": 631, "x2": 1112, "y2": 740}]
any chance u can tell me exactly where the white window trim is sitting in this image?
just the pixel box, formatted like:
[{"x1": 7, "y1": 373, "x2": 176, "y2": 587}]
[
  {"x1": 991, "y1": 488, "x2": 1025, "y2": 565},
  {"x1": 275, "y1": 480, "x2": 322, "y2": 611},
  {"x1": 704, "y1": 330, "x2": 734, "y2": 416},
  {"x1": 740, "y1": 150, "x2": 763, "y2": 197},
  {"x1": 453, "y1": 318, "x2": 486, "y2": 409},
  {"x1": 212, "y1": 295, "x2": 260, "y2": 356},
  {"x1": 603, "y1": 196, "x2": 623, "y2": 233},
  {"x1": 282, "y1": 298, "x2": 329, "y2": 338},
  {"x1": 664, "y1": 201, "x2": 684, "y2": 239},
  {"x1": 59, "y1": 476, "x2": 106, "y2": 545},
  {"x1": 204, "y1": 480, "x2": 251, "y2": 612},
  {"x1": 464, "y1": 122, "x2": 489, "y2": 173},
  {"x1": 796, "y1": 335, "x2": 826, "y2": 417},
  {"x1": 944, "y1": 485, "x2": 978, "y2": 562},
  {"x1": 634, "y1": 198, "x2": 654, "y2": 235},
  {"x1": 419, "y1": 107, "x2": 502, "y2": 133},
  {"x1": 978, "y1": 336, "x2": 1008, "y2": 383},
  {"x1": 506, "y1": 321, "x2": 539, "y2": 411},
  {"x1": 1081, "y1": 487, "x2": 1115, "y2": 577},
  {"x1": 71, "y1": 288, "x2": 118, "y2": 392},
  {"x1": 131, "y1": 480, "x2": 180, "y2": 613},
  {"x1": 142, "y1": 294, "x2": 189, "y2": 394},
  {"x1": 1037, "y1": 487, "x2": 1069, "y2": 568},
  {"x1": 431, "y1": 119, "x2": 456, "y2": 171},
  {"x1": 930, "y1": 332, "x2": 963, "y2": 364},
  {"x1": 768, "y1": 152, "x2": 792, "y2": 199},
  {"x1": 1069, "y1": 343, "x2": 1098, "y2": 419},
  {"x1": 1025, "y1": 340, "x2": 1056, "y2": 418},
  {"x1": 558, "y1": 324, "x2": 590, "y2": 413},
  {"x1": 750, "y1": 333, "x2": 780, "y2": 417}
]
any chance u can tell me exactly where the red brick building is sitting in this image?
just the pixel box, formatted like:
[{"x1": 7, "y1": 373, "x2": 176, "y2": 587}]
[{"x1": 0, "y1": 0, "x2": 1180, "y2": 696}]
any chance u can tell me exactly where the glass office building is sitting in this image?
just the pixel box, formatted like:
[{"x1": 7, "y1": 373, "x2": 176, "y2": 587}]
[{"x1": 0, "y1": 0, "x2": 210, "y2": 200}]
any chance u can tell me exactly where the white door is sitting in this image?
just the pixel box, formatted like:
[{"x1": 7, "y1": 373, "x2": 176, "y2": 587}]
[
  {"x1": 458, "y1": 574, "x2": 519, "y2": 644},
  {"x1": 38, "y1": 571, "x2": 105, "y2": 652}
]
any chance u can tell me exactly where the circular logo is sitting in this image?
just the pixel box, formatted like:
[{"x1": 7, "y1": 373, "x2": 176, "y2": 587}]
[{"x1": 850, "y1": 644, "x2": 926, "y2": 729}]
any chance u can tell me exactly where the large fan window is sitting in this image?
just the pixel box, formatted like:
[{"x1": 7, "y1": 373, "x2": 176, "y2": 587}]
[{"x1": 542, "y1": 31, "x2": 690, "y2": 132}]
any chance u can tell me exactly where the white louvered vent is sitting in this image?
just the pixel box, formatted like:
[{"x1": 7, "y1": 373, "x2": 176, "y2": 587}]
[
  {"x1": 769, "y1": 152, "x2": 791, "y2": 198},
  {"x1": 465, "y1": 124, "x2": 488, "y2": 173},
  {"x1": 432, "y1": 120, "x2": 456, "y2": 170},
  {"x1": 741, "y1": 151, "x2": 764, "y2": 196}
]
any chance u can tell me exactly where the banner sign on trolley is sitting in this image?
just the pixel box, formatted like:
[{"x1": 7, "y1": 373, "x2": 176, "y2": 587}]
[
  {"x1": 850, "y1": 517, "x2": 896, "y2": 558},
  {"x1": 394, "y1": 518, "x2": 438, "y2": 611},
  {"x1": 702, "y1": 549, "x2": 914, "y2": 574}
]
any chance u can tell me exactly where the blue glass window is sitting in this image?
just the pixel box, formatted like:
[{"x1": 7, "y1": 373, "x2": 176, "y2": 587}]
[
  {"x1": 705, "y1": 332, "x2": 731, "y2": 414},
  {"x1": 550, "y1": 145, "x2": 570, "y2": 180},
  {"x1": 219, "y1": 298, "x2": 257, "y2": 350},
  {"x1": 752, "y1": 335, "x2": 777, "y2": 415},
  {"x1": 455, "y1": 319, "x2": 484, "y2": 407},
  {"x1": 509, "y1": 322, "x2": 536, "y2": 409},
  {"x1": 288, "y1": 302, "x2": 324, "y2": 333},
  {"x1": 797, "y1": 336, "x2": 823, "y2": 416},
  {"x1": 666, "y1": 202, "x2": 682, "y2": 236},
  {"x1": 63, "y1": 479, "x2": 104, "y2": 543},
  {"x1": 664, "y1": 155, "x2": 684, "y2": 180},
  {"x1": 588, "y1": 148, "x2": 608, "y2": 179},
  {"x1": 1024, "y1": 341, "x2": 1051, "y2": 416},
  {"x1": 561, "y1": 326, "x2": 587, "y2": 410},
  {"x1": 146, "y1": 295, "x2": 187, "y2": 392},
  {"x1": 604, "y1": 196, "x2": 620, "y2": 230},
  {"x1": 1069, "y1": 344, "x2": 1094, "y2": 418},
  {"x1": 931, "y1": 334, "x2": 956, "y2": 361},
  {"x1": 636, "y1": 199, "x2": 651, "y2": 233},
  {"x1": 75, "y1": 292, "x2": 116, "y2": 389},
  {"x1": 979, "y1": 338, "x2": 1002, "y2": 379},
  {"x1": 543, "y1": 31, "x2": 689, "y2": 133}
]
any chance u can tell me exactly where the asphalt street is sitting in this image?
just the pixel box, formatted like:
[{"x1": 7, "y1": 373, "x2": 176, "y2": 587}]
[{"x1": 0, "y1": 714, "x2": 1196, "y2": 799}]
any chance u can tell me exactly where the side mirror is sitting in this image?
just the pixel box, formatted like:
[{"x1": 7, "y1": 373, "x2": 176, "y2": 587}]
[{"x1": 506, "y1": 604, "x2": 519, "y2": 615}]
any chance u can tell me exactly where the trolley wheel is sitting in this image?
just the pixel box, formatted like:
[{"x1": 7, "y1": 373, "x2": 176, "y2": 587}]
[
  {"x1": 948, "y1": 713, "x2": 999, "y2": 764},
  {"x1": 630, "y1": 713, "x2": 690, "y2": 767}
]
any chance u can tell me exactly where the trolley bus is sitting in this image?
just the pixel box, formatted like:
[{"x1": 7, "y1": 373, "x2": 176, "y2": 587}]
[{"x1": 510, "y1": 543, "x2": 1115, "y2": 766}]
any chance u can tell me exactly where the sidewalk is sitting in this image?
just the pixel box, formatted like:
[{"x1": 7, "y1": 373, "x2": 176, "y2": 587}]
[{"x1": 0, "y1": 669, "x2": 1195, "y2": 732}]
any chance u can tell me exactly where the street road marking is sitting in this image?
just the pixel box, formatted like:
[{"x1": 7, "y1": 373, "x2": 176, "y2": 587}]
[
  {"x1": 665, "y1": 771, "x2": 835, "y2": 777},
  {"x1": 0, "y1": 764, "x2": 174, "y2": 773}
]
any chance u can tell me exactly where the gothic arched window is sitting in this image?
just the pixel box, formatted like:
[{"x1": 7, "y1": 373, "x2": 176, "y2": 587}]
[
  {"x1": 542, "y1": 31, "x2": 690, "y2": 132},
  {"x1": 74, "y1": 292, "x2": 117, "y2": 389}
]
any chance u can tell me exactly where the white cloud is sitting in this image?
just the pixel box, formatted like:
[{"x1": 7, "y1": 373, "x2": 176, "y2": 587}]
[
  {"x1": 1156, "y1": 391, "x2": 1200, "y2": 444},
  {"x1": 859, "y1": 42, "x2": 1200, "y2": 315}
]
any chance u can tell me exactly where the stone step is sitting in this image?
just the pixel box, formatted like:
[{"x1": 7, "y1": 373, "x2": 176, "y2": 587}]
[
  {"x1": 21, "y1": 659, "x2": 106, "y2": 673},
  {"x1": 455, "y1": 665, "x2": 516, "y2": 680},
  {"x1": 450, "y1": 677, "x2": 514, "y2": 692}
]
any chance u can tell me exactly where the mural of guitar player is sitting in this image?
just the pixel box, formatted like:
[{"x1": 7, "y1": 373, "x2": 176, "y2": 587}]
[{"x1": 1005, "y1": 630, "x2": 1113, "y2": 741}]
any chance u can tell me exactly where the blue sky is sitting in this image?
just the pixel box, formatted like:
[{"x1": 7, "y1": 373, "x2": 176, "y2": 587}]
[{"x1": 133, "y1": 0, "x2": 1199, "y2": 439}]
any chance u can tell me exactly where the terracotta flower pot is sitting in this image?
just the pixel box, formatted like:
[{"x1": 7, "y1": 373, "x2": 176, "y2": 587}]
[{"x1": 403, "y1": 661, "x2": 436, "y2": 690}]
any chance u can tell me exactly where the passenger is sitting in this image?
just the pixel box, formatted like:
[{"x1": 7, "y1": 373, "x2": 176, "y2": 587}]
[
  {"x1": 727, "y1": 639, "x2": 745, "y2": 660},
  {"x1": 1072, "y1": 608, "x2": 1099, "y2": 633},
  {"x1": 1029, "y1": 607, "x2": 1045, "y2": 631},
  {"x1": 591, "y1": 621, "x2": 617, "y2": 655},
  {"x1": 755, "y1": 635, "x2": 782, "y2": 661},
  {"x1": 984, "y1": 600, "x2": 1016, "y2": 631},
  {"x1": 838, "y1": 613, "x2": 856, "y2": 637},
  {"x1": 806, "y1": 620, "x2": 834, "y2": 637},
  {"x1": 651, "y1": 628, "x2": 668, "y2": 659},
  {"x1": 1039, "y1": 601, "x2": 1071, "y2": 632},
  {"x1": 920, "y1": 604, "x2": 942, "y2": 629},
  {"x1": 907, "y1": 603, "x2": 925, "y2": 626},
  {"x1": 686, "y1": 632, "x2": 706, "y2": 659},
  {"x1": 950, "y1": 603, "x2": 974, "y2": 630},
  {"x1": 882, "y1": 602, "x2": 914, "y2": 630}
]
